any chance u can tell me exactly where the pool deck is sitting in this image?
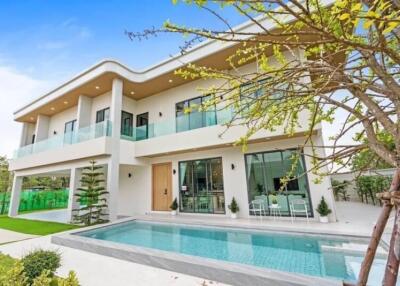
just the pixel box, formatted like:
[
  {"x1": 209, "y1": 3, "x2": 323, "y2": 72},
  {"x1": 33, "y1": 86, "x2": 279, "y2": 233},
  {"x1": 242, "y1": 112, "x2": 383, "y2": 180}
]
[
  {"x1": 0, "y1": 202, "x2": 392, "y2": 286},
  {"x1": 135, "y1": 201, "x2": 391, "y2": 239}
]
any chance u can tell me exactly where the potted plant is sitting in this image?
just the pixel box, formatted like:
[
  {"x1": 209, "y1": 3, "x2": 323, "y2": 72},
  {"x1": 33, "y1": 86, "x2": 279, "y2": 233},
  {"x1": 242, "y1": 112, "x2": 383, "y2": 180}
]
[
  {"x1": 270, "y1": 195, "x2": 278, "y2": 208},
  {"x1": 316, "y1": 196, "x2": 332, "y2": 223},
  {"x1": 228, "y1": 197, "x2": 239, "y2": 219},
  {"x1": 170, "y1": 198, "x2": 178, "y2": 215}
]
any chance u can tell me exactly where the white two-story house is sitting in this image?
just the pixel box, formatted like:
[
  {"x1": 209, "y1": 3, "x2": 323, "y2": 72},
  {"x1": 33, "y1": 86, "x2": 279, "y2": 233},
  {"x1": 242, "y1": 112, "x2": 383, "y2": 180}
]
[{"x1": 8, "y1": 19, "x2": 337, "y2": 223}]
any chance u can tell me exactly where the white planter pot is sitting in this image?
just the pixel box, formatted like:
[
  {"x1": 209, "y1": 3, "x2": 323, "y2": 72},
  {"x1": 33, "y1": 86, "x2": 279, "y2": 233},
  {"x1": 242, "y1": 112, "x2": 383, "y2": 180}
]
[
  {"x1": 319, "y1": 216, "x2": 329, "y2": 223},
  {"x1": 271, "y1": 204, "x2": 279, "y2": 208},
  {"x1": 171, "y1": 210, "x2": 177, "y2": 216},
  {"x1": 231, "y1": 213, "x2": 238, "y2": 219}
]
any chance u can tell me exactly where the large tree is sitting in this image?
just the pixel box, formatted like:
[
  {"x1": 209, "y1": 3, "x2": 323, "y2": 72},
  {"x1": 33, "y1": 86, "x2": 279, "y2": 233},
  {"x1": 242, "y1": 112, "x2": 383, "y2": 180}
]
[{"x1": 127, "y1": 0, "x2": 400, "y2": 284}]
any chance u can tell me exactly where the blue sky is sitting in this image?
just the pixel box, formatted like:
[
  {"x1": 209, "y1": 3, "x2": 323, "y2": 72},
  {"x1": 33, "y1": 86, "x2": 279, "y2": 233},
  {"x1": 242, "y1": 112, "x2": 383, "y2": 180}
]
[
  {"x1": 0, "y1": 0, "x2": 245, "y2": 82},
  {"x1": 0, "y1": 0, "x2": 246, "y2": 157},
  {"x1": 0, "y1": 0, "x2": 351, "y2": 161}
]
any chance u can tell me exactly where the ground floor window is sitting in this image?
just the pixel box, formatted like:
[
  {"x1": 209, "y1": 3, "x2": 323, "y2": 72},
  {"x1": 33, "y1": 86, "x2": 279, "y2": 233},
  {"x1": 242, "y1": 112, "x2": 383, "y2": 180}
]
[
  {"x1": 179, "y1": 157, "x2": 225, "y2": 214},
  {"x1": 245, "y1": 149, "x2": 313, "y2": 217}
]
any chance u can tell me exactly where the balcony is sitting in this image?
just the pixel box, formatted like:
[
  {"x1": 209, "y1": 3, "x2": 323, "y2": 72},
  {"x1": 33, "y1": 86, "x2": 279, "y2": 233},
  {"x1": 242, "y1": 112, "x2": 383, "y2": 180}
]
[
  {"x1": 121, "y1": 109, "x2": 234, "y2": 142},
  {"x1": 13, "y1": 121, "x2": 112, "y2": 159}
]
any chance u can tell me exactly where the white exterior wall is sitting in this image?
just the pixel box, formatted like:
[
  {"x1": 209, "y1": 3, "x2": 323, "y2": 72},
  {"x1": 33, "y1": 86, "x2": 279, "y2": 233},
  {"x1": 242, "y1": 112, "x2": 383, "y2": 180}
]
[
  {"x1": 117, "y1": 135, "x2": 337, "y2": 222},
  {"x1": 134, "y1": 62, "x2": 258, "y2": 126},
  {"x1": 90, "y1": 92, "x2": 111, "y2": 123},
  {"x1": 47, "y1": 106, "x2": 78, "y2": 138}
]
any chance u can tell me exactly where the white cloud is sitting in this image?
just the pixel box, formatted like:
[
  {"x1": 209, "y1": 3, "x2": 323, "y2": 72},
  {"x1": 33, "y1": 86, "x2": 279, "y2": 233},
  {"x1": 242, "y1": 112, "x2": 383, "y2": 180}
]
[{"x1": 0, "y1": 66, "x2": 51, "y2": 158}]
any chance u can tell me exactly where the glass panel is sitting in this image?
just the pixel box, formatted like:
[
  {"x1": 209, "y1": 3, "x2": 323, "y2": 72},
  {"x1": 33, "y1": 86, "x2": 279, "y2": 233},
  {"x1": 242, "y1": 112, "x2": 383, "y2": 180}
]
[
  {"x1": 136, "y1": 113, "x2": 148, "y2": 140},
  {"x1": 180, "y1": 162, "x2": 194, "y2": 212},
  {"x1": 179, "y1": 158, "x2": 224, "y2": 214},
  {"x1": 264, "y1": 151, "x2": 290, "y2": 215},
  {"x1": 283, "y1": 150, "x2": 312, "y2": 216},
  {"x1": 96, "y1": 108, "x2": 110, "y2": 123},
  {"x1": 245, "y1": 149, "x2": 312, "y2": 217},
  {"x1": 121, "y1": 111, "x2": 133, "y2": 137},
  {"x1": 64, "y1": 120, "x2": 76, "y2": 145},
  {"x1": 176, "y1": 101, "x2": 189, "y2": 132},
  {"x1": 209, "y1": 158, "x2": 225, "y2": 213},
  {"x1": 246, "y1": 153, "x2": 268, "y2": 215},
  {"x1": 189, "y1": 97, "x2": 202, "y2": 130},
  {"x1": 13, "y1": 120, "x2": 112, "y2": 159}
]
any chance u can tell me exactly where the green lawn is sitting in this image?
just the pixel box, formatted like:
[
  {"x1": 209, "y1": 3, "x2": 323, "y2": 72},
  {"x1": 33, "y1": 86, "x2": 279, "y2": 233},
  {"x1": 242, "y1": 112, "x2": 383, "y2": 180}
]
[{"x1": 0, "y1": 216, "x2": 79, "y2": 235}]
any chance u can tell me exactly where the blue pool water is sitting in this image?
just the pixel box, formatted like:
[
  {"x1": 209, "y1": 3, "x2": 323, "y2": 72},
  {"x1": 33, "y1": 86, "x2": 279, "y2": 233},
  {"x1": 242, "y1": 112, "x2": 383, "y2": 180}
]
[{"x1": 78, "y1": 221, "x2": 387, "y2": 283}]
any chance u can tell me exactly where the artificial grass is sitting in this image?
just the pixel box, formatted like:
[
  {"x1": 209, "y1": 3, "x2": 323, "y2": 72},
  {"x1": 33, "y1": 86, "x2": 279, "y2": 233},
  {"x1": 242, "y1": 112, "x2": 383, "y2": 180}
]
[{"x1": 0, "y1": 216, "x2": 79, "y2": 235}]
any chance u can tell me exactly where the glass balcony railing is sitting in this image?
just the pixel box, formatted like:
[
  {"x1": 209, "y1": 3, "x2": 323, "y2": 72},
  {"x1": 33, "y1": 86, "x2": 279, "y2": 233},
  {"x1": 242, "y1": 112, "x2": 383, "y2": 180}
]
[
  {"x1": 13, "y1": 120, "x2": 112, "y2": 159},
  {"x1": 121, "y1": 108, "x2": 234, "y2": 142}
]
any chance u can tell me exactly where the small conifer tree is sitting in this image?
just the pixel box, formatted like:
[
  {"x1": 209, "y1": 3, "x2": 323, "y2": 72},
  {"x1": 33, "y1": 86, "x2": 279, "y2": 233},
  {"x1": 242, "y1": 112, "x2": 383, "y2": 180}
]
[
  {"x1": 73, "y1": 160, "x2": 108, "y2": 225},
  {"x1": 228, "y1": 197, "x2": 239, "y2": 214},
  {"x1": 316, "y1": 196, "x2": 332, "y2": 217}
]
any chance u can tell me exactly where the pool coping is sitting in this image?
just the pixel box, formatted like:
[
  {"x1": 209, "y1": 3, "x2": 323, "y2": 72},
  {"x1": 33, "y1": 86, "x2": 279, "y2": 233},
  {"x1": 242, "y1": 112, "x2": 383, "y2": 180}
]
[{"x1": 51, "y1": 217, "x2": 369, "y2": 286}]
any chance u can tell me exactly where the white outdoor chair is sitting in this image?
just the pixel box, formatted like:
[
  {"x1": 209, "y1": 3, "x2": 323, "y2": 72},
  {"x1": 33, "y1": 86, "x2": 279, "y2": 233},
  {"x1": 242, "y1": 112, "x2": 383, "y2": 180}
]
[
  {"x1": 249, "y1": 199, "x2": 266, "y2": 217},
  {"x1": 290, "y1": 199, "x2": 309, "y2": 223}
]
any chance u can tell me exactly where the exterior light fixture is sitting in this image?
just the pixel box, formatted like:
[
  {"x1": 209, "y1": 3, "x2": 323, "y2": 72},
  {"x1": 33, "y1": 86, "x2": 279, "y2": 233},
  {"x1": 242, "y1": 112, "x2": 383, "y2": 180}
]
[
  {"x1": 95, "y1": 86, "x2": 100, "y2": 90},
  {"x1": 130, "y1": 91, "x2": 135, "y2": 95},
  {"x1": 50, "y1": 107, "x2": 55, "y2": 111},
  {"x1": 63, "y1": 101, "x2": 68, "y2": 105},
  {"x1": 159, "y1": 112, "x2": 162, "y2": 117},
  {"x1": 173, "y1": 169, "x2": 176, "y2": 175},
  {"x1": 128, "y1": 173, "x2": 132, "y2": 178},
  {"x1": 231, "y1": 164, "x2": 235, "y2": 170},
  {"x1": 168, "y1": 79, "x2": 173, "y2": 83}
]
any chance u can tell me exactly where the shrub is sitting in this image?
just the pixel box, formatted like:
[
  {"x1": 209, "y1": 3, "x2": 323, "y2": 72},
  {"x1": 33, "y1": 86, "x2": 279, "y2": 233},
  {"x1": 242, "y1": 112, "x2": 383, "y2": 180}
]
[
  {"x1": 0, "y1": 261, "x2": 28, "y2": 286},
  {"x1": 316, "y1": 196, "x2": 332, "y2": 217},
  {"x1": 331, "y1": 179, "x2": 350, "y2": 201},
  {"x1": 228, "y1": 197, "x2": 239, "y2": 213},
  {"x1": 21, "y1": 249, "x2": 61, "y2": 284},
  {"x1": 170, "y1": 198, "x2": 178, "y2": 211}
]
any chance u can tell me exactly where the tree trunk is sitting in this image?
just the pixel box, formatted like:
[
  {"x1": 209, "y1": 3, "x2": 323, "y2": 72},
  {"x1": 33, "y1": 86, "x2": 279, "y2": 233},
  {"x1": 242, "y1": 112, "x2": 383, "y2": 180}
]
[
  {"x1": 356, "y1": 169, "x2": 400, "y2": 286},
  {"x1": 383, "y1": 205, "x2": 400, "y2": 285},
  {"x1": 357, "y1": 201, "x2": 393, "y2": 286}
]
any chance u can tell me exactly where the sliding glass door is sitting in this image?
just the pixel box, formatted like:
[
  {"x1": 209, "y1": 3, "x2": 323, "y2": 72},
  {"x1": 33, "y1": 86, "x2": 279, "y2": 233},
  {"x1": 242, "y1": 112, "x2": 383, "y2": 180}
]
[
  {"x1": 245, "y1": 149, "x2": 312, "y2": 217},
  {"x1": 179, "y1": 157, "x2": 225, "y2": 214}
]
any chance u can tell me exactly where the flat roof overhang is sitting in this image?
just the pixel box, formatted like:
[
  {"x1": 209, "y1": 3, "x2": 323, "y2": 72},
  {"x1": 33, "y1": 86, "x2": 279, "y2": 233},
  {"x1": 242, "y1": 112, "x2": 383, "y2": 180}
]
[{"x1": 15, "y1": 0, "x2": 341, "y2": 123}]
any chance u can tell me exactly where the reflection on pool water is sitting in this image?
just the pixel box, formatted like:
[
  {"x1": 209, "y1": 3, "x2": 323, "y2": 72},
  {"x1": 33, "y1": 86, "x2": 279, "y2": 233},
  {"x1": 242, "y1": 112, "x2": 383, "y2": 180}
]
[{"x1": 77, "y1": 221, "x2": 387, "y2": 284}]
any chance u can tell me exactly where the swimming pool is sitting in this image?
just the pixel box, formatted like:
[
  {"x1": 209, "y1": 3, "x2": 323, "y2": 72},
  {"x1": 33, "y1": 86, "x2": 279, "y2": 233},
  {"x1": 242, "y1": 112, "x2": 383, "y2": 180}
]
[{"x1": 73, "y1": 220, "x2": 387, "y2": 284}]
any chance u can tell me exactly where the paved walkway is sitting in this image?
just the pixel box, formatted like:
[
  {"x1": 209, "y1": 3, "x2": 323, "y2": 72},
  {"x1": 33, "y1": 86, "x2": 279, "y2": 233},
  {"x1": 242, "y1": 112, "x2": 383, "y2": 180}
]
[
  {"x1": 0, "y1": 229, "x2": 36, "y2": 244},
  {"x1": 0, "y1": 235, "x2": 227, "y2": 286},
  {"x1": 17, "y1": 209, "x2": 69, "y2": 224}
]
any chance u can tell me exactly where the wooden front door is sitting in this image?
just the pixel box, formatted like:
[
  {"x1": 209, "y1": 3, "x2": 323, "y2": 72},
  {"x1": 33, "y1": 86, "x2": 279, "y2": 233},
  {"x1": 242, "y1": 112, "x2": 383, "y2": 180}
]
[{"x1": 152, "y1": 162, "x2": 172, "y2": 211}]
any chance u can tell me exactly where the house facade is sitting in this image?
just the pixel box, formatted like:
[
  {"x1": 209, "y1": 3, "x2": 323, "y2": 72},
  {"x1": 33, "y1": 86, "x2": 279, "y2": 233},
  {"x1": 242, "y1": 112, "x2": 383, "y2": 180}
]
[{"x1": 8, "y1": 22, "x2": 337, "y2": 222}]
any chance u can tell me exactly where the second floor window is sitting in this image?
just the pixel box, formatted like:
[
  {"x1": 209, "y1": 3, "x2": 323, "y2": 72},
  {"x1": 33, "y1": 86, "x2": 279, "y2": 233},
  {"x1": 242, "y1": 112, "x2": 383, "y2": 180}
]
[
  {"x1": 175, "y1": 95, "x2": 216, "y2": 133},
  {"x1": 96, "y1": 107, "x2": 110, "y2": 123},
  {"x1": 121, "y1": 111, "x2": 133, "y2": 137},
  {"x1": 136, "y1": 112, "x2": 149, "y2": 140}
]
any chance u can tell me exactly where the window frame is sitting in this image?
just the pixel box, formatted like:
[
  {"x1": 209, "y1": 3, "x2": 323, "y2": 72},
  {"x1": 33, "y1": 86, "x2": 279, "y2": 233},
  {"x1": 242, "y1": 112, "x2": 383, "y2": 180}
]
[
  {"x1": 178, "y1": 156, "x2": 225, "y2": 214},
  {"x1": 244, "y1": 148, "x2": 313, "y2": 218}
]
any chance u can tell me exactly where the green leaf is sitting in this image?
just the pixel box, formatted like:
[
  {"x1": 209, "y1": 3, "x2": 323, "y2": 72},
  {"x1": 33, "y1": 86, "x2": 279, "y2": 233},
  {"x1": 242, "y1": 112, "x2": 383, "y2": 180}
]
[
  {"x1": 363, "y1": 19, "x2": 374, "y2": 29},
  {"x1": 339, "y1": 13, "x2": 350, "y2": 21}
]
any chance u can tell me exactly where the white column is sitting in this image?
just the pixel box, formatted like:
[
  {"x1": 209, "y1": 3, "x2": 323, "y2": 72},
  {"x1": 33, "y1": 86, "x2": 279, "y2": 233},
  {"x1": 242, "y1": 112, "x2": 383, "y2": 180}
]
[
  {"x1": 107, "y1": 78, "x2": 123, "y2": 221},
  {"x1": 19, "y1": 123, "x2": 30, "y2": 147},
  {"x1": 34, "y1": 114, "x2": 50, "y2": 142},
  {"x1": 110, "y1": 78, "x2": 123, "y2": 138},
  {"x1": 67, "y1": 168, "x2": 81, "y2": 223},
  {"x1": 8, "y1": 176, "x2": 23, "y2": 217},
  {"x1": 76, "y1": 95, "x2": 93, "y2": 129}
]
